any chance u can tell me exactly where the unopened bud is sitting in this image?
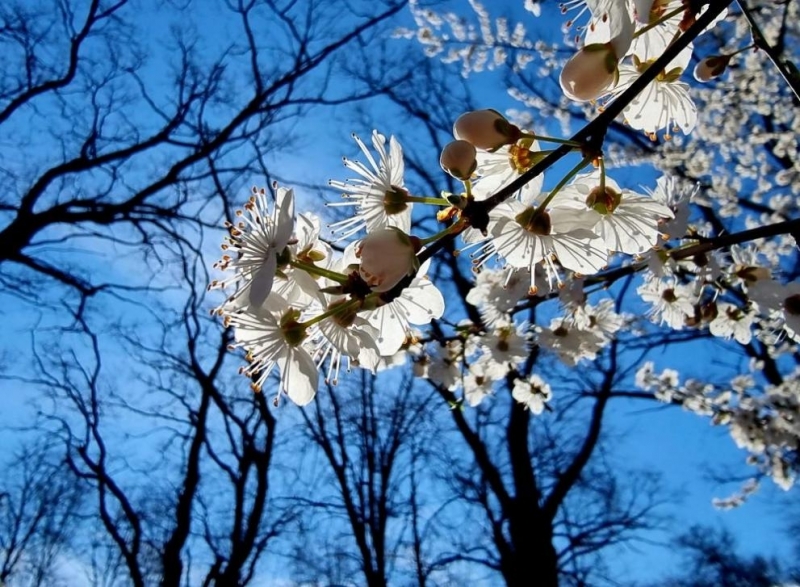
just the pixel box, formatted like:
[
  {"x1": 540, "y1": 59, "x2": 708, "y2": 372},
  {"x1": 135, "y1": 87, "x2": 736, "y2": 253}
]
[
  {"x1": 560, "y1": 44, "x2": 618, "y2": 102},
  {"x1": 440, "y1": 140, "x2": 477, "y2": 180},
  {"x1": 453, "y1": 109, "x2": 521, "y2": 151},
  {"x1": 694, "y1": 55, "x2": 732, "y2": 82},
  {"x1": 357, "y1": 228, "x2": 420, "y2": 293}
]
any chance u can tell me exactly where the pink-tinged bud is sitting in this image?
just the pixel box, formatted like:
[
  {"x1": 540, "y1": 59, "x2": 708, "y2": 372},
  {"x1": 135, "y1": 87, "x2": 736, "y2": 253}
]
[
  {"x1": 440, "y1": 140, "x2": 477, "y2": 180},
  {"x1": 559, "y1": 44, "x2": 618, "y2": 103},
  {"x1": 357, "y1": 228, "x2": 420, "y2": 293},
  {"x1": 693, "y1": 55, "x2": 732, "y2": 82},
  {"x1": 453, "y1": 109, "x2": 521, "y2": 151}
]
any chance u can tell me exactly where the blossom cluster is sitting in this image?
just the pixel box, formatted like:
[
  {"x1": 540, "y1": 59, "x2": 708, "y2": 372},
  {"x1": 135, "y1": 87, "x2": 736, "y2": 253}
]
[
  {"x1": 209, "y1": 0, "x2": 800, "y2": 495},
  {"x1": 637, "y1": 361, "x2": 800, "y2": 491},
  {"x1": 210, "y1": 111, "x2": 678, "y2": 411}
]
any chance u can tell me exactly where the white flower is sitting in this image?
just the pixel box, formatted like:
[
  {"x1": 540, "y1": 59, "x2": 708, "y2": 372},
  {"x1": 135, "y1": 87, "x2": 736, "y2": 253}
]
[
  {"x1": 228, "y1": 296, "x2": 318, "y2": 406},
  {"x1": 635, "y1": 361, "x2": 656, "y2": 391},
  {"x1": 603, "y1": 54, "x2": 697, "y2": 138},
  {"x1": 482, "y1": 325, "x2": 528, "y2": 367},
  {"x1": 646, "y1": 174, "x2": 696, "y2": 240},
  {"x1": 211, "y1": 186, "x2": 295, "y2": 310},
  {"x1": 471, "y1": 137, "x2": 545, "y2": 206},
  {"x1": 487, "y1": 199, "x2": 607, "y2": 287},
  {"x1": 581, "y1": 0, "x2": 635, "y2": 57},
  {"x1": 328, "y1": 131, "x2": 411, "y2": 239},
  {"x1": 573, "y1": 299, "x2": 625, "y2": 343},
  {"x1": 537, "y1": 319, "x2": 604, "y2": 365},
  {"x1": 749, "y1": 280, "x2": 800, "y2": 342},
  {"x1": 554, "y1": 170, "x2": 673, "y2": 255},
  {"x1": 709, "y1": 302, "x2": 755, "y2": 345},
  {"x1": 463, "y1": 359, "x2": 495, "y2": 407},
  {"x1": 637, "y1": 277, "x2": 695, "y2": 329},
  {"x1": 512, "y1": 375, "x2": 552, "y2": 414},
  {"x1": 308, "y1": 297, "x2": 382, "y2": 385},
  {"x1": 272, "y1": 212, "x2": 329, "y2": 307},
  {"x1": 466, "y1": 266, "x2": 538, "y2": 326},
  {"x1": 727, "y1": 245, "x2": 771, "y2": 291},
  {"x1": 365, "y1": 271, "x2": 446, "y2": 356}
]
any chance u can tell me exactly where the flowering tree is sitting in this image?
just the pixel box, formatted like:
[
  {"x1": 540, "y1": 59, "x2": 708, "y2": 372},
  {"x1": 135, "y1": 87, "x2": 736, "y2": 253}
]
[
  {"x1": 211, "y1": 0, "x2": 800, "y2": 573},
  {"x1": 212, "y1": 1, "x2": 798, "y2": 496}
]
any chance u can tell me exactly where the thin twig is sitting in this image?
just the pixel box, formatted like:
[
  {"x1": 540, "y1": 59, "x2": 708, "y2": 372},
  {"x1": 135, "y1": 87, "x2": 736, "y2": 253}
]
[{"x1": 737, "y1": 0, "x2": 800, "y2": 102}]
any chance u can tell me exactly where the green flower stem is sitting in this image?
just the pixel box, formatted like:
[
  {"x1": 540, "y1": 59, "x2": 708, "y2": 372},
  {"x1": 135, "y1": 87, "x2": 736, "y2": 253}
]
[
  {"x1": 420, "y1": 221, "x2": 463, "y2": 245},
  {"x1": 464, "y1": 180, "x2": 473, "y2": 199},
  {"x1": 406, "y1": 196, "x2": 452, "y2": 206},
  {"x1": 301, "y1": 297, "x2": 362, "y2": 328},
  {"x1": 632, "y1": 6, "x2": 684, "y2": 40},
  {"x1": 532, "y1": 156, "x2": 592, "y2": 216},
  {"x1": 289, "y1": 259, "x2": 349, "y2": 284}
]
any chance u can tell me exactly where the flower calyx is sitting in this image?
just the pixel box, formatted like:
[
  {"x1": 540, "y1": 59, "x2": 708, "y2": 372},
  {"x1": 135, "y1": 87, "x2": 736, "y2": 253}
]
[
  {"x1": 326, "y1": 298, "x2": 361, "y2": 328},
  {"x1": 585, "y1": 185, "x2": 622, "y2": 215},
  {"x1": 383, "y1": 185, "x2": 411, "y2": 216},
  {"x1": 515, "y1": 206, "x2": 552, "y2": 236},
  {"x1": 280, "y1": 309, "x2": 308, "y2": 346}
]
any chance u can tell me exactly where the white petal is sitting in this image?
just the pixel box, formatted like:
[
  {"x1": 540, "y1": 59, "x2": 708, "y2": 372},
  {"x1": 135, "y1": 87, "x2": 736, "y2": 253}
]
[
  {"x1": 367, "y1": 306, "x2": 408, "y2": 356},
  {"x1": 400, "y1": 279, "x2": 445, "y2": 324},
  {"x1": 248, "y1": 253, "x2": 277, "y2": 308},
  {"x1": 275, "y1": 187, "x2": 296, "y2": 248},
  {"x1": 278, "y1": 349, "x2": 318, "y2": 406},
  {"x1": 551, "y1": 230, "x2": 607, "y2": 274}
]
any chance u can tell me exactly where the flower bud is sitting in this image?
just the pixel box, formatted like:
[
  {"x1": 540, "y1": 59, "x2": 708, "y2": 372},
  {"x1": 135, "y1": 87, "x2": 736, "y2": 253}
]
[
  {"x1": 357, "y1": 228, "x2": 420, "y2": 293},
  {"x1": 440, "y1": 140, "x2": 477, "y2": 180},
  {"x1": 560, "y1": 44, "x2": 618, "y2": 102},
  {"x1": 453, "y1": 109, "x2": 521, "y2": 151},
  {"x1": 693, "y1": 55, "x2": 732, "y2": 82}
]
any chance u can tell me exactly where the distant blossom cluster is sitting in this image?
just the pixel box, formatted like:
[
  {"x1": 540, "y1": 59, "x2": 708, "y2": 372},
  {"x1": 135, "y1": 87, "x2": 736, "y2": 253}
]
[{"x1": 210, "y1": 0, "x2": 800, "y2": 494}]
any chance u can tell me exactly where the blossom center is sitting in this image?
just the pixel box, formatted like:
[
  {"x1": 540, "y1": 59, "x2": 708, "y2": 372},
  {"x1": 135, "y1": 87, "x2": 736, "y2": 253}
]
[
  {"x1": 509, "y1": 139, "x2": 545, "y2": 174},
  {"x1": 383, "y1": 185, "x2": 410, "y2": 215},
  {"x1": 585, "y1": 185, "x2": 621, "y2": 214},
  {"x1": 280, "y1": 309, "x2": 308, "y2": 346},
  {"x1": 515, "y1": 207, "x2": 552, "y2": 236},
  {"x1": 328, "y1": 299, "x2": 359, "y2": 328},
  {"x1": 633, "y1": 56, "x2": 683, "y2": 82}
]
